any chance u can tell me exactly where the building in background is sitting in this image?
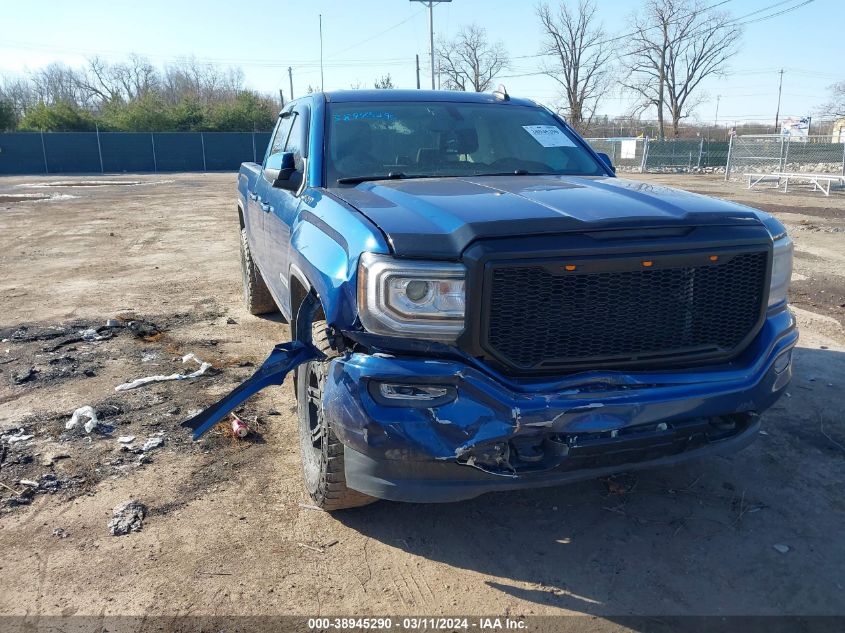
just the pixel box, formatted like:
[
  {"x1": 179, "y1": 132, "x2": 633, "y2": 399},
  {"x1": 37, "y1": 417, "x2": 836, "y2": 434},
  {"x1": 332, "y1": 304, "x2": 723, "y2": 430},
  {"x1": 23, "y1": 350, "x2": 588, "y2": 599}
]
[{"x1": 832, "y1": 118, "x2": 845, "y2": 143}]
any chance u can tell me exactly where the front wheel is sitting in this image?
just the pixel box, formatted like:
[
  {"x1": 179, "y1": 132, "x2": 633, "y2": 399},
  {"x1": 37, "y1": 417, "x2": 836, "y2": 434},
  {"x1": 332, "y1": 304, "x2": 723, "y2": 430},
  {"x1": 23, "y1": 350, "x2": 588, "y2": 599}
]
[{"x1": 297, "y1": 320, "x2": 376, "y2": 511}]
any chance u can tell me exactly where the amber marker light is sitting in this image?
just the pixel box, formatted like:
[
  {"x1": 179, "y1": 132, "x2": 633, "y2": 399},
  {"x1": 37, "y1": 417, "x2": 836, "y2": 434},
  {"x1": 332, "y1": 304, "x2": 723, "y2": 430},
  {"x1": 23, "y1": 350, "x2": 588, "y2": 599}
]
[
  {"x1": 642, "y1": 260, "x2": 653, "y2": 267},
  {"x1": 709, "y1": 255, "x2": 719, "y2": 262},
  {"x1": 564, "y1": 264, "x2": 577, "y2": 271}
]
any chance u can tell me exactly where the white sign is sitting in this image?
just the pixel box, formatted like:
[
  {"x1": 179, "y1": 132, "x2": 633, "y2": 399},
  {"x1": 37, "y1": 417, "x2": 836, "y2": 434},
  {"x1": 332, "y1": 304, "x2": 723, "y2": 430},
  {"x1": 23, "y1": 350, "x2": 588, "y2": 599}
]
[
  {"x1": 620, "y1": 139, "x2": 637, "y2": 159},
  {"x1": 522, "y1": 125, "x2": 576, "y2": 148},
  {"x1": 781, "y1": 116, "x2": 810, "y2": 139}
]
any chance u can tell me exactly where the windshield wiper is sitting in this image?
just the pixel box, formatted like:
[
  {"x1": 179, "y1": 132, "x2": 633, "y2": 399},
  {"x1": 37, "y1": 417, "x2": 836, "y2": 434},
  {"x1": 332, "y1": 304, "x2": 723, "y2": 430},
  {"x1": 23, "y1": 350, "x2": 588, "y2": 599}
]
[{"x1": 337, "y1": 172, "x2": 418, "y2": 184}]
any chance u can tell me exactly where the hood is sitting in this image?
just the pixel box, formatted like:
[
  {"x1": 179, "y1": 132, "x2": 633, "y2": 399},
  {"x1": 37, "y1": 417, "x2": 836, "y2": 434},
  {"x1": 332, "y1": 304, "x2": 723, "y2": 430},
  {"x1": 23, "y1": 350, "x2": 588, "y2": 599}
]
[{"x1": 329, "y1": 175, "x2": 768, "y2": 258}]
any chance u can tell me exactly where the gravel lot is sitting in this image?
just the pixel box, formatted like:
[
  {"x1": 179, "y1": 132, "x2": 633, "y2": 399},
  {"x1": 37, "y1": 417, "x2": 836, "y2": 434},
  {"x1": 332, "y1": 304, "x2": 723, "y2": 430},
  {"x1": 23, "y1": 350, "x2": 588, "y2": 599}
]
[{"x1": 0, "y1": 172, "x2": 843, "y2": 624}]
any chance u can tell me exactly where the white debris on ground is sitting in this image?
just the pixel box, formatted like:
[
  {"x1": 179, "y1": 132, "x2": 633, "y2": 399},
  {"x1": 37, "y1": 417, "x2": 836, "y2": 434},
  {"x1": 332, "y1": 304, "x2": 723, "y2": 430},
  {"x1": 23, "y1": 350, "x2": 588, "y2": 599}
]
[
  {"x1": 114, "y1": 353, "x2": 212, "y2": 391},
  {"x1": 7, "y1": 430, "x2": 35, "y2": 443},
  {"x1": 65, "y1": 406, "x2": 99, "y2": 433},
  {"x1": 117, "y1": 435, "x2": 136, "y2": 444},
  {"x1": 107, "y1": 500, "x2": 147, "y2": 536},
  {"x1": 17, "y1": 180, "x2": 143, "y2": 187},
  {"x1": 141, "y1": 436, "x2": 164, "y2": 452},
  {"x1": 0, "y1": 192, "x2": 79, "y2": 202},
  {"x1": 80, "y1": 328, "x2": 110, "y2": 342}
]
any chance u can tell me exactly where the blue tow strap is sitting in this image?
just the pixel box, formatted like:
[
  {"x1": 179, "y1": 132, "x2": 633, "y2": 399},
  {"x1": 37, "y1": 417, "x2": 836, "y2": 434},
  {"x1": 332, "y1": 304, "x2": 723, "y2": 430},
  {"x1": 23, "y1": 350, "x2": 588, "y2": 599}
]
[{"x1": 181, "y1": 341, "x2": 323, "y2": 440}]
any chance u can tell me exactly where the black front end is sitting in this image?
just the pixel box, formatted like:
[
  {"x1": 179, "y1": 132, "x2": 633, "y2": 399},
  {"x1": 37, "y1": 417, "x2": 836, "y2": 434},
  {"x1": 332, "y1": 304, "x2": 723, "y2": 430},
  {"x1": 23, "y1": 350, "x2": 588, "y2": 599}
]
[{"x1": 457, "y1": 224, "x2": 773, "y2": 376}]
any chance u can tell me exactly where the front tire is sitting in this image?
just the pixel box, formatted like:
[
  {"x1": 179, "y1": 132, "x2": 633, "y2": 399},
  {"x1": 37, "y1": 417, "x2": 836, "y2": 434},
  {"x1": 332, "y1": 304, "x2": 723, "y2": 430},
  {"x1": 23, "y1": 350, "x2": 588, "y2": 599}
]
[
  {"x1": 297, "y1": 321, "x2": 376, "y2": 511},
  {"x1": 239, "y1": 228, "x2": 277, "y2": 315}
]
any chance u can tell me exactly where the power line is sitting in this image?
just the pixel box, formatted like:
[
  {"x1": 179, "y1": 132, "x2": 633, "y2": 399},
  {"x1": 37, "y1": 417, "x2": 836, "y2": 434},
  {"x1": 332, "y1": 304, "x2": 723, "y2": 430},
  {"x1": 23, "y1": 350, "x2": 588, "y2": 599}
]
[
  {"x1": 325, "y1": 7, "x2": 424, "y2": 59},
  {"x1": 0, "y1": 39, "x2": 415, "y2": 69},
  {"x1": 0, "y1": 0, "x2": 821, "y2": 90}
]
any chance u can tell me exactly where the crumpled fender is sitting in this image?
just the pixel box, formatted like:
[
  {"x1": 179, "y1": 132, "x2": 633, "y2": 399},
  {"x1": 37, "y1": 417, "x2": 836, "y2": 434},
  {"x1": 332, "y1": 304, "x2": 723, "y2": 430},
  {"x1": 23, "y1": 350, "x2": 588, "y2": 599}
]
[
  {"x1": 181, "y1": 292, "x2": 324, "y2": 440},
  {"x1": 181, "y1": 341, "x2": 322, "y2": 439}
]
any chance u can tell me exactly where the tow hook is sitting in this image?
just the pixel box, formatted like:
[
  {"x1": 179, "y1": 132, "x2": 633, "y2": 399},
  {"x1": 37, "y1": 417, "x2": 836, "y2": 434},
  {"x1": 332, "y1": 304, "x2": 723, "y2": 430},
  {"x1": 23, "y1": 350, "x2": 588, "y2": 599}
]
[{"x1": 181, "y1": 293, "x2": 324, "y2": 439}]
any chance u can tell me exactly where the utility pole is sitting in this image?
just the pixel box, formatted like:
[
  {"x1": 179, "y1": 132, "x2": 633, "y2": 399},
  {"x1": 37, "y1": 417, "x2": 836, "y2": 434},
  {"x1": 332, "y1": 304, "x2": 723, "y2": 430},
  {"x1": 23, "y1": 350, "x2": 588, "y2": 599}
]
[
  {"x1": 288, "y1": 67, "x2": 294, "y2": 100},
  {"x1": 279, "y1": 88, "x2": 285, "y2": 107},
  {"x1": 415, "y1": 54, "x2": 421, "y2": 89},
  {"x1": 774, "y1": 68, "x2": 784, "y2": 132},
  {"x1": 319, "y1": 14, "x2": 324, "y2": 92},
  {"x1": 713, "y1": 94, "x2": 721, "y2": 140},
  {"x1": 410, "y1": 0, "x2": 452, "y2": 90},
  {"x1": 714, "y1": 94, "x2": 721, "y2": 127}
]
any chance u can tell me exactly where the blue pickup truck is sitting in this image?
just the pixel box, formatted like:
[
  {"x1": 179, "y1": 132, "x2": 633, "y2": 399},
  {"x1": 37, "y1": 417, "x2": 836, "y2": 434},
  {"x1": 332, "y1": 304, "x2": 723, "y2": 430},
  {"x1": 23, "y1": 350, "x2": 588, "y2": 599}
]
[{"x1": 185, "y1": 89, "x2": 797, "y2": 510}]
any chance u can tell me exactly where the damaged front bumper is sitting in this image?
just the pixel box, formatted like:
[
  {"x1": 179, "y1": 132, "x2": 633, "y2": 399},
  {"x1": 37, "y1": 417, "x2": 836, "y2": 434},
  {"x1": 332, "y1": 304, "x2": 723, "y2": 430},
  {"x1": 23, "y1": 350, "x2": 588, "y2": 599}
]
[{"x1": 325, "y1": 309, "x2": 798, "y2": 503}]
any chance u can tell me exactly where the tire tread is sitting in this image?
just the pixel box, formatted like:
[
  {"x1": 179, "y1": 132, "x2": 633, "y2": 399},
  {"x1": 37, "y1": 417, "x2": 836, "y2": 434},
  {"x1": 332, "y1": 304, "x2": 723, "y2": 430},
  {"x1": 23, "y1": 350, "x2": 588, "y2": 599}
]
[
  {"x1": 300, "y1": 320, "x2": 376, "y2": 511},
  {"x1": 240, "y1": 228, "x2": 276, "y2": 315}
]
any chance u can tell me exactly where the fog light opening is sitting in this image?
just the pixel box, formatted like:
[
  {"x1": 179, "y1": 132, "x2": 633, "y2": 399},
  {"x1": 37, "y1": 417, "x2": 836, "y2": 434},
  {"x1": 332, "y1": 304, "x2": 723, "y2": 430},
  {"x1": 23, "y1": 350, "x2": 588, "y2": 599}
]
[
  {"x1": 774, "y1": 349, "x2": 792, "y2": 374},
  {"x1": 370, "y1": 382, "x2": 457, "y2": 407},
  {"x1": 380, "y1": 383, "x2": 448, "y2": 400}
]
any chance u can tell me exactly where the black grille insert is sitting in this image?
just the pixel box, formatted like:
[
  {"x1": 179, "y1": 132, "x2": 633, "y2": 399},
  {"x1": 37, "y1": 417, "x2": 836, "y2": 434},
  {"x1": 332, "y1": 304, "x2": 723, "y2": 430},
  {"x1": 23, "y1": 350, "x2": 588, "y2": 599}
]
[{"x1": 484, "y1": 250, "x2": 768, "y2": 371}]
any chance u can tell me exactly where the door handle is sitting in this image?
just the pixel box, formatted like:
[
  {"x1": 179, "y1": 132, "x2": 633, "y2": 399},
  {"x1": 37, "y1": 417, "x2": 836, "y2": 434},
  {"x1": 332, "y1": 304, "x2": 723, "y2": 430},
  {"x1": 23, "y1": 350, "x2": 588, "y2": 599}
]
[
  {"x1": 249, "y1": 192, "x2": 259, "y2": 201},
  {"x1": 261, "y1": 202, "x2": 273, "y2": 213}
]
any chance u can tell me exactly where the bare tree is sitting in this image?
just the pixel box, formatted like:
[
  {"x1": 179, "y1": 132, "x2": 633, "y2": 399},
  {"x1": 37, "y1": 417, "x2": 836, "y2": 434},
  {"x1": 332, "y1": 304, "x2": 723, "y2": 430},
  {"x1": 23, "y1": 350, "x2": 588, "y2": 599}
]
[
  {"x1": 822, "y1": 81, "x2": 845, "y2": 117},
  {"x1": 29, "y1": 63, "x2": 88, "y2": 106},
  {"x1": 162, "y1": 58, "x2": 243, "y2": 105},
  {"x1": 622, "y1": 0, "x2": 741, "y2": 139},
  {"x1": 436, "y1": 25, "x2": 508, "y2": 92},
  {"x1": 537, "y1": 1, "x2": 612, "y2": 133},
  {"x1": 621, "y1": 1, "x2": 677, "y2": 140},
  {"x1": 111, "y1": 55, "x2": 159, "y2": 101},
  {"x1": 0, "y1": 76, "x2": 37, "y2": 117}
]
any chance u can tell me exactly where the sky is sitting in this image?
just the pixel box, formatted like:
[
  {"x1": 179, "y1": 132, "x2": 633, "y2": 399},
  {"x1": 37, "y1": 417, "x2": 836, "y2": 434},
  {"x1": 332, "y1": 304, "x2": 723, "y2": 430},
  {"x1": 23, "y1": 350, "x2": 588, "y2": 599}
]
[{"x1": 0, "y1": 0, "x2": 842, "y2": 127}]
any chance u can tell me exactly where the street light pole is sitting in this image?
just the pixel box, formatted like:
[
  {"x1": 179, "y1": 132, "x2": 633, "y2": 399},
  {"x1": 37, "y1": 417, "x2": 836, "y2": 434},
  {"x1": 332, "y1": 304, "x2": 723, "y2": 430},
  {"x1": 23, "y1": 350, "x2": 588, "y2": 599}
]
[{"x1": 410, "y1": 0, "x2": 452, "y2": 90}]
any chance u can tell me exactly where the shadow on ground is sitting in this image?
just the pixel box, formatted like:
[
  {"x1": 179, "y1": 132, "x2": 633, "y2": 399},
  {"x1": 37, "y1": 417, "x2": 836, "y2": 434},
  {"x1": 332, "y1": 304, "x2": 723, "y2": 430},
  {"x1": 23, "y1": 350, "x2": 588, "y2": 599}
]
[{"x1": 335, "y1": 348, "x2": 845, "y2": 618}]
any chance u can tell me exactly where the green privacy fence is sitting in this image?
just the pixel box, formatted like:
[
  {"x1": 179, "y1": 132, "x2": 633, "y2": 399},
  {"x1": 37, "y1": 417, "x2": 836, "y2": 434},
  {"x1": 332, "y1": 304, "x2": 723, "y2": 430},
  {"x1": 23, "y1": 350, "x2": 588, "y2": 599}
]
[
  {"x1": 0, "y1": 131, "x2": 272, "y2": 175},
  {"x1": 586, "y1": 137, "x2": 731, "y2": 172}
]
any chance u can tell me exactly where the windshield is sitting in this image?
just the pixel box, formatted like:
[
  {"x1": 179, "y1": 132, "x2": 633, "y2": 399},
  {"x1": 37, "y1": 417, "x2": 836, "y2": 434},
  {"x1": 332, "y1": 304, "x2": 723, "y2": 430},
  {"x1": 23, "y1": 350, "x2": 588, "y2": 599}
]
[{"x1": 325, "y1": 101, "x2": 606, "y2": 184}]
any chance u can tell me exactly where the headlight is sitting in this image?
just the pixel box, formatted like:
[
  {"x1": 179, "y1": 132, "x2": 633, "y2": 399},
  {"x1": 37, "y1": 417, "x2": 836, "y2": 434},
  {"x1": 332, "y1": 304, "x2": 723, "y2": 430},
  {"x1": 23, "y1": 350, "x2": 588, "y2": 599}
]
[
  {"x1": 357, "y1": 253, "x2": 465, "y2": 340},
  {"x1": 769, "y1": 235, "x2": 793, "y2": 307}
]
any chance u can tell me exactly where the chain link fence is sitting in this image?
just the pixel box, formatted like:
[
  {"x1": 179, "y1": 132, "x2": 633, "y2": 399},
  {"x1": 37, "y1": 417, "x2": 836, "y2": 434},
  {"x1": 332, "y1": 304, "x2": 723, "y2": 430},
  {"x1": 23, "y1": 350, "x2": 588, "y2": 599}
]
[
  {"x1": 725, "y1": 134, "x2": 845, "y2": 181},
  {"x1": 6, "y1": 131, "x2": 842, "y2": 179},
  {"x1": 585, "y1": 138, "x2": 647, "y2": 170},
  {"x1": 586, "y1": 137, "x2": 730, "y2": 173},
  {"x1": 0, "y1": 131, "x2": 272, "y2": 175}
]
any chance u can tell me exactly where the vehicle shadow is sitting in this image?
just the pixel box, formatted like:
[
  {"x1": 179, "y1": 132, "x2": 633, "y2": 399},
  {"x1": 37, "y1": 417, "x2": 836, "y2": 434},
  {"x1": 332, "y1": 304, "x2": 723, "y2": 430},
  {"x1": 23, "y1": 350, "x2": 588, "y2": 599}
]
[
  {"x1": 256, "y1": 311, "x2": 289, "y2": 326},
  {"x1": 333, "y1": 347, "x2": 845, "y2": 618}
]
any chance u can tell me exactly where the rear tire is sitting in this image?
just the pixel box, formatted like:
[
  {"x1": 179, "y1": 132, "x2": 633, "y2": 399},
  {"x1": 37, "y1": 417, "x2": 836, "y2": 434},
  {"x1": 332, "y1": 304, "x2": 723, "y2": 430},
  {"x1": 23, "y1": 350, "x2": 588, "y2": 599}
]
[
  {"x1": 239, "y1": 228, "x2": 276, "y2": 315},
  {"x1": 297, "y1": 320, "x2": 376, "y2": 511}
]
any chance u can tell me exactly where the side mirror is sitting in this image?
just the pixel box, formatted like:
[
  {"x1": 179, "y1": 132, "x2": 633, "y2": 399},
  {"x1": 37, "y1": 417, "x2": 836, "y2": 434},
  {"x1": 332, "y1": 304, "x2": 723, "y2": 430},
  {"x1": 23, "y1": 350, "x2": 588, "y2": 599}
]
[
  {"x1": 597, "y1": 152, "x2": 615, "y2": 174},
  {"x1": 264, "y1": 152, "x2": 298, "y2": 189}
]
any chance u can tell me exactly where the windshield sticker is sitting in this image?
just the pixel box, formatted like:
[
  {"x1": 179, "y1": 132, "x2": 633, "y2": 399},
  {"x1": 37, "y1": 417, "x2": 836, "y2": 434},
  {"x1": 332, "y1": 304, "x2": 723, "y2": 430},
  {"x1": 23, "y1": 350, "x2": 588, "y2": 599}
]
[
  {"x1": 522, "y1": 125, "x2": 576, "y2": 147},
  {"x1": 333, "y1": 111, "x2": 396, "y2": 122}
]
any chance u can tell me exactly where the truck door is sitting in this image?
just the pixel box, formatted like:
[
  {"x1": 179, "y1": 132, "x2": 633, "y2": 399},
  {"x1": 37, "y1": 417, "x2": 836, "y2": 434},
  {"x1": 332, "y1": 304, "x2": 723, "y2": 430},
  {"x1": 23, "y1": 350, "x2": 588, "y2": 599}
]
[
  {"x1": 262, "y1": 102, "x2": 309, "y2": 313},
  {"x1": 252, "y1": 107, "x2": 295, "y2": 296}
]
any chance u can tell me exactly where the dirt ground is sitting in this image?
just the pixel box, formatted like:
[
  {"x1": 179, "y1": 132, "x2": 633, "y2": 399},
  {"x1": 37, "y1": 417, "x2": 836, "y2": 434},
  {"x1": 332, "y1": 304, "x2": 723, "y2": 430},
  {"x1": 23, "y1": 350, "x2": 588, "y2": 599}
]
[{"x1": 0, "y1": 172, "x2": 843, "y2": 625}]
